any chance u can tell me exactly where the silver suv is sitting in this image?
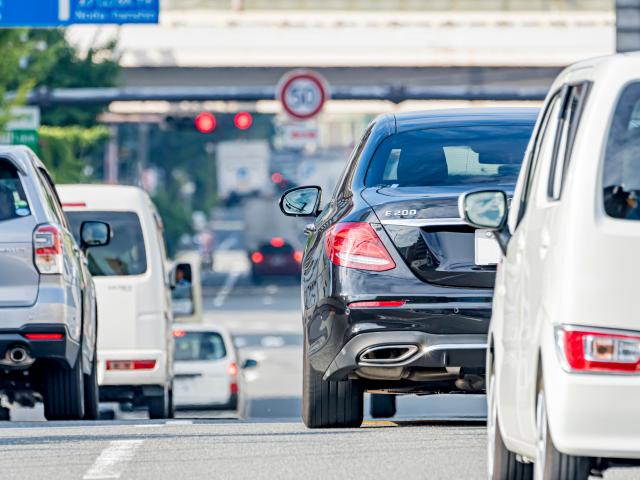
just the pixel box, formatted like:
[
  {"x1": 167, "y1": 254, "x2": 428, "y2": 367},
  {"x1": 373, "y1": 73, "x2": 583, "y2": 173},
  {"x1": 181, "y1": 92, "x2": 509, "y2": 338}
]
[{"x1": 0, "y1": 146, "x2": 109, "y2": 420}]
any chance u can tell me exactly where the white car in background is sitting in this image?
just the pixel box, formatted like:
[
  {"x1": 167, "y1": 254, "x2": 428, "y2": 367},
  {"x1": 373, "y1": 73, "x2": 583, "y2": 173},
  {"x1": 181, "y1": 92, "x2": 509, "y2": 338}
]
[
  {"x1": 172, "y1": 324, "x2": 256, "y2": 414},
  {"x1": 460, "y1": 53, "x2": 640, "y2": 479},
  {"x1": 59, "y1": 185, "x2": 175, "y2": 419}
]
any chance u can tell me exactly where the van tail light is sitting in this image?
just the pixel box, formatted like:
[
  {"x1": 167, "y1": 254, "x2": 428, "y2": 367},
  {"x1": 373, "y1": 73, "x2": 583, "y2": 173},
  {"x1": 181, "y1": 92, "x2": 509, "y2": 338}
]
[
  {"x1": 324, "y1": 222, "x2": 395, "y2": 272},
  {"x1": 106, "y1": 360, "x2": 157, "y2": 371},
  {"x1": 228, "y1": 362, "x2": 239, "y2": 394},
  {"x1": 555, "y1": 325, "x2": 640, "y2": 373},
  {"x1": 34, "y1": 224, "x2": 63, "y2": 274}
]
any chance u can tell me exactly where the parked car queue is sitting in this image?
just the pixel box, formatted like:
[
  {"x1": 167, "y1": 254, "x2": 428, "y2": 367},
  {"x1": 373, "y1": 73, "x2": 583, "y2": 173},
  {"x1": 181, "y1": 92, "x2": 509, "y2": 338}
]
[{"x1": 280, "y1": 53, "x2": 640, "y2": 480}]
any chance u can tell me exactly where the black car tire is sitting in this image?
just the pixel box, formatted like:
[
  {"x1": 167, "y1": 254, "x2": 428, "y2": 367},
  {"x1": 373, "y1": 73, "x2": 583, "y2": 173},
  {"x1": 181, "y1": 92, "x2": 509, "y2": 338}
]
[
  {"x1": 302, "y1": 348, "x2": 363, "y2": 428},
  {"x1": 370, "y1": 394, "x2": 396, "y2": 418},
  {"x1": 43, "y1": 352, "x2": 85, "y2": 421},
  {"x1": 83, "y1": 348, "x2": 100, "y2": 420},
  {"x1": 147, "y1": 387, "x2": 170, "y2": 419},
  {"x1": 536, "y1": 384, "x2": 591, "y2": 480}
]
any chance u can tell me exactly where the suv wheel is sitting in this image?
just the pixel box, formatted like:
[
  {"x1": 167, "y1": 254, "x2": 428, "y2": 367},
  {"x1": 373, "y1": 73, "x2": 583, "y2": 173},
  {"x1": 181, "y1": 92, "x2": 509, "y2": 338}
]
[
  {"x1": 83, "y1": 348, "x2": 100, "y2": 420},
  {"x1": 488, "y1": 374, "x2": 532, "y2": 480},
  {"x1": 534, "y1": 384, "x2": 591, "y2": 480},
  {"x1": 370, "y1": 394, "x2": 396, "y2": 418},
  {"x1": 302, "y1": 346, "x2": 363, "y2": 428},
  {"x1": 43, "y1": 352, "x2": 85, "y2": 421}
]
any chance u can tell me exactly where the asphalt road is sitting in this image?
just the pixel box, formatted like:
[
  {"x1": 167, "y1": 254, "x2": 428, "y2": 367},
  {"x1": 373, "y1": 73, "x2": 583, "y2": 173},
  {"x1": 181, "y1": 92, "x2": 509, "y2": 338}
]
[{"x1": 1, "y1": 245, "x2": 638, "y2": 479}]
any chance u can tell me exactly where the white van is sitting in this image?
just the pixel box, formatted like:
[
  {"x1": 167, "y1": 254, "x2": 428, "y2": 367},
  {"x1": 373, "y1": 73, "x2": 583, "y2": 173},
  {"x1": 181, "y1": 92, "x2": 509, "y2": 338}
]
[
  {"x1": 58, "y1": 185, "x2": 174, "y2": 419},
  {"x1": 460, "y1": 54, "x2": 640, "y2": 479}
]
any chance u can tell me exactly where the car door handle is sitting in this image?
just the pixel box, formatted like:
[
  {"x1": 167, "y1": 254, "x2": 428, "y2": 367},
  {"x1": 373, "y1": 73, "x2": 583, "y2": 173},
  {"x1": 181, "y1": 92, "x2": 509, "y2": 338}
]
[{"x1": 304, "y1": 223, "x2": 316, "y2": 236}]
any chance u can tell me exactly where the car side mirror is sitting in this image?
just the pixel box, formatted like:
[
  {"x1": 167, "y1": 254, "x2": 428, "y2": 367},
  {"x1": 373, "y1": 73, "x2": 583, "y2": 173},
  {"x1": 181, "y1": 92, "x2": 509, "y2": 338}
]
[
  {"x1": 279, "y1": 186, "x2": 322, "y2": 217},
  {"x1": 242, "y1": 358, "x2": 258, "y2": 369},
  {"x1": 80, "y1": 221, "x2": 110, "y2": 249},
  {"x1": 459, "y1": 190, "x2": 511, "y2": 254}
]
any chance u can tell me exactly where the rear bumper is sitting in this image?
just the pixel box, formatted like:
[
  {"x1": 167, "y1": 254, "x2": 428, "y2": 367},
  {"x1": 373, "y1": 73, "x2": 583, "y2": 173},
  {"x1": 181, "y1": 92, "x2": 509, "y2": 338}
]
[
  {"x1": 0, "y1": 324, "x2": 79, "y2": 369},
  {"x1": 97, "y1": 350, "x2": 169, "y2": 387},
  {"x1": 324, "y1": 331, "x2": 486, "y2": 382}
]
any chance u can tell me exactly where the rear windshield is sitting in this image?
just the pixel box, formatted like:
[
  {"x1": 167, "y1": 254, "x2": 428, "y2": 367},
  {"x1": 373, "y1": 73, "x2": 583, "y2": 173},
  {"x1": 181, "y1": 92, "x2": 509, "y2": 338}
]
[
  {"x1": 175, "y1": 332, "x2": 227, "y2": 361},
  {"x1": 364, "y1": 124, "x2": 533, "y2": 188},
  {"x1": 0, "y1": 159, "x2": 30, "y2": 222},
  {"x1": 66, "y1": 211, "x2": 147, "y2": 276},
  {"x1": 603, "y1": 82, "x2": 640, "y2": 220}
]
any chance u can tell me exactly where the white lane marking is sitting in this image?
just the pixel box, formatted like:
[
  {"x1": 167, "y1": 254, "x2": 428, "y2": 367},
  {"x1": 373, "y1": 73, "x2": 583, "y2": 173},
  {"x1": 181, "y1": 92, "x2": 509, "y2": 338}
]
[
  {"x1": 217, "y1": 236, "x2": 237, "y2": 251},
  {"x1": 212, "y1": 270, "x2": 241, "y2": 308},
  {"x1": 166, "y1": 420, "x2": 193, "y2": 426},
  {"x1": 83, "y1": 439, "x2": 143, "y2": 480}
]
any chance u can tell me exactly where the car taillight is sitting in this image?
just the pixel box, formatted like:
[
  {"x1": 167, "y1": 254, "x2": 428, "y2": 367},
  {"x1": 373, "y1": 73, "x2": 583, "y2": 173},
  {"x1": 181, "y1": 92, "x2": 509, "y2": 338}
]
[
  {"x1": 293, "y1": 251, "x2": 303, "y2": 263},
  {"x1": 270, "y1": 237, "x2": 285, "y2": 248},
  {"x1": 24, "y1": 333, "x2": 64, "y2": 341},
  {"x1": 251, "y1": 252, "x2": 264, "y2": 264},
  {"x1": 324, "y1": 222, "x2": 395, "y2": 272},
  {"x1": 34, "y1": 224, "x2": 63, "y2": 274},
  {"x1": 228, "y1": 362, "x2": 239, "y2": 394},
  {"x1": 555, "y1": 325, "x2": 640, "y2": 373},
  {"x1": 349, "y1": 300, "x2": 406, "y2": 309},
  {"x1": 173, "y1": 329, "x2": 186, "y2": 337},
  {"x1": 106, "y1": 360, "x2": 157, "y2": 371}
]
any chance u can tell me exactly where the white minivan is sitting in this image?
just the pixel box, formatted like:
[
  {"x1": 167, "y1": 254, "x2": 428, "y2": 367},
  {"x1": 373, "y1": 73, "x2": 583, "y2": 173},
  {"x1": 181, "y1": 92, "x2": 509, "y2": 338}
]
[
  {"x1": 460, "y1": 54, "x2": 640, "y2": 479},
  {"x1": 59, "y1": 185, "x2": 175, "y2": 419}
]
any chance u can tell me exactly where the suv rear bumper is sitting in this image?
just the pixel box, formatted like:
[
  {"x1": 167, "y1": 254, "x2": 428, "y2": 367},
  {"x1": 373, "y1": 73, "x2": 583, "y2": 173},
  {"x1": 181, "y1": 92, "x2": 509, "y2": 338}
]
[
  {"x1": 324, "y1": 331, "x2": 486, "y2": 381},
  {"x1": 0, "y1": 324, "x2": 80, "y2": 369}
]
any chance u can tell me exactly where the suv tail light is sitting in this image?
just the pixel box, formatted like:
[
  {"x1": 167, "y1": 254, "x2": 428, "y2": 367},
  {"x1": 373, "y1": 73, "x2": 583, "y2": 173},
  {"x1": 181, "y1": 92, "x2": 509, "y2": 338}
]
[
  {"x1": 324, "y1": 222, "x2": 395, "y2": 272},
  {"x1": 34, "y1": 224, "x2": 63, "y2": 274},
  {"x1": 555, "y1": 325, "x2": 640, "y2": 373}
]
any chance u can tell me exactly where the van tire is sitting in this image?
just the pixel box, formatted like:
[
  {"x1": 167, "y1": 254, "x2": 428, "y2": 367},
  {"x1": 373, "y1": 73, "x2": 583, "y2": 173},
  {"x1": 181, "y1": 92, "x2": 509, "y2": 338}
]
[
  {"x1": 370, "y1": 394, "x2": 397, "y2": 418},
  {"x1": 302, "y1": 347, "x2": 363, "y2": 428},
  {"x1": 83, "y1": 349, "x2": 100, "y2": 420},
  {"x1": 43, "y1": 353, "x2": 85, "y2": 421},
  {"x1": 147, "y1": 387, "x2": 170, "y2": 419}
]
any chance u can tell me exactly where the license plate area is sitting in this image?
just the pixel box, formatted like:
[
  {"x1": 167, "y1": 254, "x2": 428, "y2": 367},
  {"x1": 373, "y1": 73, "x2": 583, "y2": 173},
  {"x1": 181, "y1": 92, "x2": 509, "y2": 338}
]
[{"x1": 474, "y1": 229, "x2": 501, "y2": 266}]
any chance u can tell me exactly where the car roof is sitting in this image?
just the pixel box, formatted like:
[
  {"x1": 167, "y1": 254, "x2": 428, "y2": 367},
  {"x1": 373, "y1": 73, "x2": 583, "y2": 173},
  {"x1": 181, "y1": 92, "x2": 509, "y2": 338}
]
[
  {"x1": 0, "y1": 145, "x2": 45, "y2": 174},
  {"x1": 172, "y1": 323, "x2": 231, "y2": 337},
  {"x1": 376, "y1": 107, "x2": 540, "y2": 134},
  {"x1": 57, "y1": 184, "x2": 150, "y2": 211}
]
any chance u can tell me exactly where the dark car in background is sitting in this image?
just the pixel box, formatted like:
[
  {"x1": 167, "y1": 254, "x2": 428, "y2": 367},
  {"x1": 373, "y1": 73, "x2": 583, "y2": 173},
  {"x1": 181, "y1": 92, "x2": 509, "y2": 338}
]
[
  {"x1": 249, "y1": 237, "x2": 302, "y2": 283},
  {"x1": 280, "y1": 108, "x2": 538, "y2": 428}
]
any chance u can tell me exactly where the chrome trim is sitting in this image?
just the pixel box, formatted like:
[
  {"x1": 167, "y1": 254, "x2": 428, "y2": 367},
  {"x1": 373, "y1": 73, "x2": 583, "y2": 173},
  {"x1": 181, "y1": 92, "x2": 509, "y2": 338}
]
[
  {"x1": 380, "y1": 217, "x2": 466, "y2": 227},
  {"x1": 357, "y1": 343, "x2": 487, "y2": 368},
  {"x1": 358, "y1": 344, "x2": 419, "y2": 366}
]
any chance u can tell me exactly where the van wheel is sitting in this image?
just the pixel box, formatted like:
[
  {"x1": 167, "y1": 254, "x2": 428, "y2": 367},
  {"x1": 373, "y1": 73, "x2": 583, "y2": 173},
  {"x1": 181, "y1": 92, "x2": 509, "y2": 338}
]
[
  {"x1": 83, "y1": 349, "x2": 100, "y2": 420},
  {"x1": 43, "y1": 352, "x2": 85, "y2": 421},
  {"x1": 534, "y1": 385, "x2": 591, "y2": 480},
  {"x1": 487, "y1": 374, "x2": 532, "y2": 480},
  {"x1": 147, "y1": 387, "x2": 170, "y2": 419},
  {"x1": 302, "y1": 346, "x2": 363, "y2": 428},
  {"x1": 370, "y1": 394, "x2": 396, "y2": 418}
]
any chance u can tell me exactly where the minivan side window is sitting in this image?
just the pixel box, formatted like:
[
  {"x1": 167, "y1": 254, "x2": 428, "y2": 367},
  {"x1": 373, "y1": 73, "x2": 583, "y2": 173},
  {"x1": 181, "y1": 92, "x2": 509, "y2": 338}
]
[
  {"x1": 516, "y1": 93, "x2": 561, "y2": 226},
  {"x1": 0, "y1": 159, "x2": 30, "y2": 222},
  {"x1": 603, "y1": 82, "x2": 640, "y2": 220},
  {"x1": 547, "y1": 83, "x2": 590, "y2": 200}
]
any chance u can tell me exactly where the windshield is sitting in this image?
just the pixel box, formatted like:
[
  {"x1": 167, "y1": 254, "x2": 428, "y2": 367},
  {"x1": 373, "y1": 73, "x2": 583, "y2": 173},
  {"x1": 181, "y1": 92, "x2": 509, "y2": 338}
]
[
  {"x1": 67, "y1": 211, "x2": 147, "y2": 276},
  {"x1": 603, "y1": 82, "x2": 640, "y2": 220},
  {"x1": 0, "y1": 159, "x2": 30, "y2": 222},
  {"x1": 175, "y1": 332, "x2": 227, "y2": 362},
  {"x1": 364, "y1": 124, "x2": 533, "y2": 188}
]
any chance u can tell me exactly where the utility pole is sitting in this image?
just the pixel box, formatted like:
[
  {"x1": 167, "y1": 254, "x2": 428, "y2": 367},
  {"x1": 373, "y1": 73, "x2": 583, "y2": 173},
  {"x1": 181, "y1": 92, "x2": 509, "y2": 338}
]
[{"x1": 104, "y1": 124, "x2": 119, "y2": 184}]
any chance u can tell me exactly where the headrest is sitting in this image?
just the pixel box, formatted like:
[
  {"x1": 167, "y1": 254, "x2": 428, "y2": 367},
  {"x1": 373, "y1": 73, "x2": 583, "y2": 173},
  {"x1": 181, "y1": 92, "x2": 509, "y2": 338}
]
[{"x1": 396, "y1": 147, "x2": 449, "y2": 186}]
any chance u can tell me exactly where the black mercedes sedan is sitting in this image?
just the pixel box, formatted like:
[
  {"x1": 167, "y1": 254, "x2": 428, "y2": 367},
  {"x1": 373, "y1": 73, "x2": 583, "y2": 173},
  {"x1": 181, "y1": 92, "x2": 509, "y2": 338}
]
[{"x1": 279, "y1": 108, "x2": 538, "y2": 428}]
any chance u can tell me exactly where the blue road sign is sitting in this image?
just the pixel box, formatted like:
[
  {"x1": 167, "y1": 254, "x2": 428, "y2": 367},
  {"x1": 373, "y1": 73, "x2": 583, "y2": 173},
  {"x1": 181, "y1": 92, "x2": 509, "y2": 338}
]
[{"x1": 0, "y1": 0, "x2": 159, "y2": 27}]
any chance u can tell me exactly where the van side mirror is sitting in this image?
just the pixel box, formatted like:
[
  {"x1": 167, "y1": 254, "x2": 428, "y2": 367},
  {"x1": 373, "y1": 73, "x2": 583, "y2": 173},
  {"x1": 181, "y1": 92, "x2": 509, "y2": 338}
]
[
  {"x1": 80, "y1": 221, "x2": 110, "y2": 249},
  {"x1": 171, "y1": 263, "x2": 194, "y2": 316},
  {"x1": 459, "y1": 190, "x2": 511, "y2": 253},
  {"x1": 279, "y1": 186, "x2": 322, "y2": 217}
]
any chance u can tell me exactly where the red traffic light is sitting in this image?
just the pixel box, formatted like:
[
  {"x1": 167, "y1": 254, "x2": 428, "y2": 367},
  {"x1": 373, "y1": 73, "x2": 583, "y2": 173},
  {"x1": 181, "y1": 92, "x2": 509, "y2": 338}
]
[
  {"x1": 234, "y1": 112, "x2": 253, "y2": 130},
  {"x1": 195, "y1": 112, "x2": 216, "y2": 133}
]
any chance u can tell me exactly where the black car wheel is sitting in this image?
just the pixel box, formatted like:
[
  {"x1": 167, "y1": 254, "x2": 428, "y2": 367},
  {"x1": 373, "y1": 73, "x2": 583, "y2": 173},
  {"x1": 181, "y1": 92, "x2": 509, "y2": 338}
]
[
  {"x1": 83, "y1": 347, "x2": 100, "y2": 420},
  {"x1": 534, "y1": 384, "x2": 591, "y2": 480},
  {"x1": 370, "y1": 394, "x2": 396, "y2": 418},
  {"x1": 43, "y1": 352, "x2": 85, "y2": 421},
  {"x1": 147, "y1": 386, "x2": 171, "y2": 419},
  {"x1": 302, "y1": 345, "x2": 363, "y2": 428}
]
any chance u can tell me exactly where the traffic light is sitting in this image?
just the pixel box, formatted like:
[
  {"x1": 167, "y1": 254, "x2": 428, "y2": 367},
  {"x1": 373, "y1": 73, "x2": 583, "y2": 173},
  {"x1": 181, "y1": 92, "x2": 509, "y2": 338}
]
[
  {"x1": 234, "y1": 112, "x2": 253, "y2": 130},
  {"x1": 195, "y1": 112, "x2": 217, "y2": 133}
]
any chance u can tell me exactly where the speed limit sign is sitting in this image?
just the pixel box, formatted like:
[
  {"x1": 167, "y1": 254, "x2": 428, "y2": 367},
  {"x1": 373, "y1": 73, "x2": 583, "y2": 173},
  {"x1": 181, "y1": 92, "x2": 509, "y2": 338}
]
[{"x1": 277, "y1": 70, "x2": 329, "y2": 121}]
